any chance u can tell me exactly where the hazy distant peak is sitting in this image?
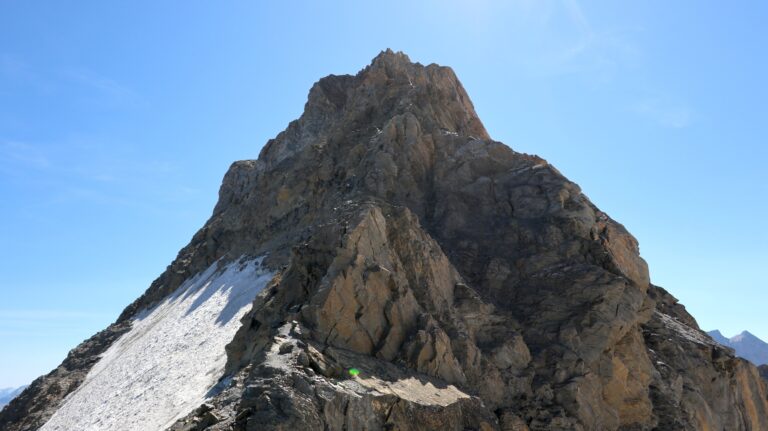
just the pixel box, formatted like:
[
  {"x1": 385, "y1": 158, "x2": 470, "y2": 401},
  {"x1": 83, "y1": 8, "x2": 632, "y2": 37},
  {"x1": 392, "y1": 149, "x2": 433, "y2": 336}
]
[
  {"x1": 708, "y1": 329, "x2": 729, "y2": 345},
  {"x1": 708, "y1": 329, "x2": 768, "y2": 365},
  {"x1": 0, "y1": 385, "x2": 27, "y2": 408},
  {"x1": 732, "y1": 330, "x2": 757, "y2": 342}
]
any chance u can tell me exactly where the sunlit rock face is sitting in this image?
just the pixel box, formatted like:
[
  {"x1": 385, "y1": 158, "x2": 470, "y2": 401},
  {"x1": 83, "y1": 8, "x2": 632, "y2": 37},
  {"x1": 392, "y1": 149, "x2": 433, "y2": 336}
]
[{"x1": 2, "y1": 50, "x2": 767, "y2": 431}]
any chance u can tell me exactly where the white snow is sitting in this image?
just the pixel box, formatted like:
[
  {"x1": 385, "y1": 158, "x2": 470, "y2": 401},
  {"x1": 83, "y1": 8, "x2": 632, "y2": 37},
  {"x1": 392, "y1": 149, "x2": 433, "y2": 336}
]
[
  {"x1": 40, "y1": 258, "x2": 274, "y2": 431},
  {"x1": 654, "y1": 311, "x2": 719, "y2": 347}
]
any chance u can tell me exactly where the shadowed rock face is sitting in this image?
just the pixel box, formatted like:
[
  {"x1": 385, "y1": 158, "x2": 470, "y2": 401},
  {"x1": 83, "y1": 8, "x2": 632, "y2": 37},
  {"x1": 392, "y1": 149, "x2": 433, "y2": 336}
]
[{"x1": 2, "y1": 50, "x2": 767, "y2": 431}]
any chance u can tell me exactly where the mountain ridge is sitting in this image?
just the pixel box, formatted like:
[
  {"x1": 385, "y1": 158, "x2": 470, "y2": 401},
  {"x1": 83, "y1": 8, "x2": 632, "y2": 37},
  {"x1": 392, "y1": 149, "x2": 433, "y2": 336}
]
[
  {"x1": 0, "y1": 386, "x2": 27, "y2": 409},
  {"x1": 2, "y1": 50, "x2": 767, "y2": 431},
  {"x1": 708, "y1": 329, "x2": 768, "y2": 365}
]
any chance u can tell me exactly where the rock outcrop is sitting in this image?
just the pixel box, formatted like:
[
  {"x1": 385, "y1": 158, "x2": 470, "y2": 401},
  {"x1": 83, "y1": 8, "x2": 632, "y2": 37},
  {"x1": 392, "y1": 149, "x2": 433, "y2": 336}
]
[{"x1": 2, "y1": 50, "x2": 767, "y2": 431}]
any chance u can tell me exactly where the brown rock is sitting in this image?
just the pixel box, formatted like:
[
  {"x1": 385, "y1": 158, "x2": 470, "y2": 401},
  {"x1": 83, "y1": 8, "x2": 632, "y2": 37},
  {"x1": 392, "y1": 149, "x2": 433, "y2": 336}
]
[{"x1": 4, "y1": 49, "x2": 767, "y2": 431}]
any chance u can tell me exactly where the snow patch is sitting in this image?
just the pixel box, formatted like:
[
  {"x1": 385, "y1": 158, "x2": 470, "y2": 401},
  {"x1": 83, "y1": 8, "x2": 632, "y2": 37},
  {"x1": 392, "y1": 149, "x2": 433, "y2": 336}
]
[
  {"x1": 40, "y1": 258, "x2": 274, "y2": 431},
  {"x1": 655, "y1": 311, "x2": 719, "y2": 347}
]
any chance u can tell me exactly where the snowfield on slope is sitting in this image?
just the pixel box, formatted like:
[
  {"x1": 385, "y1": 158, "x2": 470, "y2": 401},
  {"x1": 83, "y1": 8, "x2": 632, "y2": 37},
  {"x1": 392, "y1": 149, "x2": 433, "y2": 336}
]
[{"x1": 40, "y1": 257, "x2": 273, "y2": 431}]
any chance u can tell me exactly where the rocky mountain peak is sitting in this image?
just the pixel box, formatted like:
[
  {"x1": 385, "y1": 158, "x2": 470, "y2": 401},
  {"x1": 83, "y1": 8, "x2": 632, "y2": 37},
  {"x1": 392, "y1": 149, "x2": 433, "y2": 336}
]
[
  {"x1": 708, "y1": 329, "x2": 729, "y2": 344},
  {"x1": 733, "y1": 330, "x2": 758, "y2": 342},
  {"x1": 367, "y1": 48, "x2": 414, "y2": 71},
  {"x1": 258, "y1": 48, "x2": 488, "y2": 169},
  {"x1": 3, "y1": 51, "x2": 768, "y2": 431},
  {"x1": 710, "y1": 329, "x2": 725, "y2": 338}
]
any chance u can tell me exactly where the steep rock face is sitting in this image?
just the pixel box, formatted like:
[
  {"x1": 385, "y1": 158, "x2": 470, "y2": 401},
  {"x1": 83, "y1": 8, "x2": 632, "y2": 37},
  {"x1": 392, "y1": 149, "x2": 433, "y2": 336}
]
[
  {"x1": 2, "y1": 50, "x2": 767, "y2": 431},
  {"x1": 644, "y1": 286, "x2": 768, "y2": 430}
]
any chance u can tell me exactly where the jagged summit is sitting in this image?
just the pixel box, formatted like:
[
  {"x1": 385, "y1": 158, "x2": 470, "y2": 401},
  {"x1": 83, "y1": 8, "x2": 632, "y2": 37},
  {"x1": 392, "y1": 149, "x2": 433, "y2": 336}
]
[
  {"x1": 368, "y1": 48, "x2": 415, "y2": 70},
  {"x1": 3, "y1": 51, "x2": 768, "y2": 431},
  {"x1": 258, "y1": 48, "x2": 488, "y2": 170}
]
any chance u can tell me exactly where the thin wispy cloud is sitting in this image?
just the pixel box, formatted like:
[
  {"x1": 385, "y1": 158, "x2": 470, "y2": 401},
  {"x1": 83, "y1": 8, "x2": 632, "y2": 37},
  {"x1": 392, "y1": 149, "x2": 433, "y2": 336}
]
[
  {"x1": 1, "y1": 53, "x2": 141, "y2": 109},
  {"x1": 0, "y1": 309, "x2": 110, "y2": 320},
  {"x1": 0, "y1": 54, "x2": 28, "y2": 77},
  {"x1": 1, "y1": 135, "x2": 180, "y2": 199},
  {"x1": 46, "y1": 185, "x2": 158, "y2": 210},
  {"x1": 64, "y1": 68, "x2": 141, "y2": 107},
  {"x1": 0, "y1": 141, "x2": 51, "y2": 170},
  {"x1": 631, "y1": 98, "x2": 693, "y2": 129},
  {"x1": 0, "y1": 309, "x2": 113, "y2": 339},
  {"x1": 506, "y1": 0, "x2": 639, "y2": 80},
  {"x1": 0, "y1": 138, "x2": 199, "y2": 224}
]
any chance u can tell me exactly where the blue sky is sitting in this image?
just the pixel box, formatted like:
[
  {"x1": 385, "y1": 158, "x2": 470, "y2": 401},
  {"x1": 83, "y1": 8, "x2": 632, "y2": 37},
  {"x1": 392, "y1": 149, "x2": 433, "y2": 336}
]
[{"x1": 1, "y1": 1, "x2": 766, "y2": 388}]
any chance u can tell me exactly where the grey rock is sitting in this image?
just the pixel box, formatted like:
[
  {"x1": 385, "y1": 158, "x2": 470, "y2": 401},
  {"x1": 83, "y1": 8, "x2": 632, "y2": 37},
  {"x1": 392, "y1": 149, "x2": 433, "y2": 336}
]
[{"x1": 2, "y1": 49, "x2": 767, "y2": 431}]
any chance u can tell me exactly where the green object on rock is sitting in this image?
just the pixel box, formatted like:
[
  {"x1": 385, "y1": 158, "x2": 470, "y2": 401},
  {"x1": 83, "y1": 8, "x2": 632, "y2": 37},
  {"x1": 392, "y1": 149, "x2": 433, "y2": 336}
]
[{"x1": 348, "y1": 368, "x2": 360, "y2": 377}]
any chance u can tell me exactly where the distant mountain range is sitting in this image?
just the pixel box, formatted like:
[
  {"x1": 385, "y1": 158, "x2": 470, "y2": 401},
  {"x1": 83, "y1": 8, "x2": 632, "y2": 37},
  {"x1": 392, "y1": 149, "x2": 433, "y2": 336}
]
[
  {"x1": 0, "y1": 386, "x2": 27, "y2": 409},
  {"x1": 708, "y1": 330, "x2": 768, "y2": 365}
]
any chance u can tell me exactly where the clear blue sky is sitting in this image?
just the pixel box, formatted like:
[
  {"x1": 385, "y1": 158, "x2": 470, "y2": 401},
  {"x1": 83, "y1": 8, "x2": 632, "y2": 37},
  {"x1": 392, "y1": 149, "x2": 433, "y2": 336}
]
[{"x1": 1, "y1": 1, "x2": 766, "y2": 388}]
